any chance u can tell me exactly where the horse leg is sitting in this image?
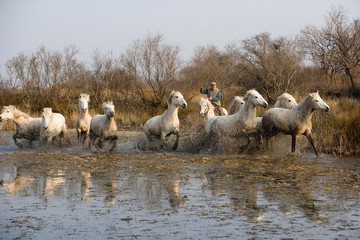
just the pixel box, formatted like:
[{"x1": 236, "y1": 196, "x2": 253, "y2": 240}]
[
  {"x1": 109, "y1": 138, "x2": 117, "y2": 152},
  {"x1": 83, "y1": 133, "x2": 89, "y2": 148},
  {"x1": 58, "y1": 131, "x2": 65, "y2": 147},
  {"x1": 172, "y1": 132, "x2": 180, "y2": 151},
  {"x1": 77, "y1": 129, "x2": 81, "y2": 143},
  {"x1": 106, "y1": 135, "x2": 118, "y2": 152},
  {"x1": 161, "y1": 132, "x2": 169, "y2": 149},
  {"x1": 304, "y1": 133, "x2": 319, "y2": 156},
  {"x1": 263, "y1": 133, "x2": 270, "y2": 151},
  {"x1": 238, "y1": 131, "x2": 251, "y2": 153},
  {"x1": 291, "y1": 134, "x2": 297, "y2": 153},
  {"x1": 253, "y1": 130, "x2": 263, "y2": 151},
  {"x1": 81, "y1": 132, "x2": 86, "y2": 144},
  {"x1": 98, "y1": 138, "x2": 103, "y2": 150},
  {"x1": 12, "y1": 133, "x2": 23, "y2": 148},
  {"x1": 89, "y1": 131, "x2": 96, "y2": 150}
]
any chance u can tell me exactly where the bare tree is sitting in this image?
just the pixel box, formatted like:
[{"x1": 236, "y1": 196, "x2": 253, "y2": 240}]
[
  {"x1": 2, "y1": 46, "x2": 85, "y2": 112},
  {"x1": 121, "y1": 34, "x2": 182, "y2": 108},
  {"x1": 180, "y1": 44, "x2": 243, "y2": 104},
  {"x1": 240, "y1": 33, "x2": 304, "y2": 101},
  {"x1": 300, "y1": 6, "x2": 360, "y2": 94}
]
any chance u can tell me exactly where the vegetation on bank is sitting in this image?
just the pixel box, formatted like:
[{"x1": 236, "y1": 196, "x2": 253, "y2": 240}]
[{"x1": 0, "y1": 7, "x2": 359, "y2": 155}]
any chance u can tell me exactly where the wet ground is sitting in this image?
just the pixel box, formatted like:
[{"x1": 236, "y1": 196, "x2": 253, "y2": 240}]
[{"x1": 0, "y1": 130, "x2": 359, "y2": 239}]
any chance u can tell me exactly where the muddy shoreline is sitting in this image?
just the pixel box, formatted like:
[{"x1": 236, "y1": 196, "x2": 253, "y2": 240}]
[{"x1": 0, "y1": 131, "x2": 359, "y2": 239}]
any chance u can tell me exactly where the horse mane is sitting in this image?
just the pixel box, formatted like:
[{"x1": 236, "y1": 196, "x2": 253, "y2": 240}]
[
  {"x1": 293, "y1": 93, "x2": 317, "y2": 115},
  {"x1": 167, "y1": 91, "x2": 176, "y2": 106},
  {"x1": 42, "y1": 108, "x2": 53, "y2": 116},
  {"x1": 80, "y1": 93, "x2": 90, "y2": 102},
  {"x1": 243, "y1": 89, "x2": 257, "y2": 101},
  {"x1": 206, "y1": 99, "x2": 214, "y2": 110},
  {"x1": 5, "y1": 105, "x2": 32, "y2": 119},
  {"x1": 102, "y1": 101, "x2": 114, "y2": 108}
]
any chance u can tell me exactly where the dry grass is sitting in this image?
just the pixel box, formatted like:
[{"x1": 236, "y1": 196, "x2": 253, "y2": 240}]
[{"x1": 312, "y1": 97, "x2": 360, "y2": 156}]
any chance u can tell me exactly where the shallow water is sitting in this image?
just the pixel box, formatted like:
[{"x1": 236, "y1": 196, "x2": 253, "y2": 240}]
[{"x1": 0, "y1": 131, "x2": 359, "y2": 239}]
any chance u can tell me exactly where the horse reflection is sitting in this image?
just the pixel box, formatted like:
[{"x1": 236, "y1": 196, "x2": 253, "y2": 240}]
[
  {"x1": 261, "y1": 170, "x2": 323, "y2": 222},
  {"x1": 0, "y1": 164, "x2": 91, "y2": 203},
  {"x1": 90, "y1": 171, "x2": 118, "y2": 207},
  {"x1": 203, "y1": 165, "x2": 263, "y2": 222},
  {"x1": 44, "y1": 170, "x2": 65, "y2": 198},
  {"x1": 125, "y1": 171, "x2": 187, "y2": 213}
]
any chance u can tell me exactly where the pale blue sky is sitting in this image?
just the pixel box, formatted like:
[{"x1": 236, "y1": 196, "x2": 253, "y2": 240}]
[{"x1": 0, "y1": 0, "x2": 359, "y2": 69}]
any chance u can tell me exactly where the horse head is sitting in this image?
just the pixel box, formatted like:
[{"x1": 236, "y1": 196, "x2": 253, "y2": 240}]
[
  {"x1": 233, "y1": 96, "x2": 245, "y2": 111},
  {"x1": 168, "y1": 91, "x2": 187, "y2": 109},
  {"x1": 244, "y1": 89, "x2": 268, "y2": 108},
  {"x1": 102, "y1": 101, "x2": 115, "y2": 118},
  {"x1": 0, "y1": 105, "x2": 15, "y2": 122},
  {"x1": 275, "y1": 93, "x2": 297, "y2": 109},
  {"x1": 309, "y1": 91, "x2": 330, "y2": 112},
  {"x1": 42, "y1": 108, "x2": 53, "y2": 130},
  {"x1": 79, "y1": 94, "x2": 90, "y2": 113},
  {"x1": 199, "y1": 98, "x2": 210, "y2": 117}
]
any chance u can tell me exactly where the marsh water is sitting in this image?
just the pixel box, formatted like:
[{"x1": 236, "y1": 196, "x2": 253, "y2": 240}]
[{"x1": 0, "y1": 131, "x2": 359, "y2": 239}]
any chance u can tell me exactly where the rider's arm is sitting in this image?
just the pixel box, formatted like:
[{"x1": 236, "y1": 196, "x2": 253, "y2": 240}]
[
  {"x1": 200, "y1": 88, "x2": 208, "y2": 94},
  {"x1": 212, "y1": 91, "x2": 221, "y2": 102}
]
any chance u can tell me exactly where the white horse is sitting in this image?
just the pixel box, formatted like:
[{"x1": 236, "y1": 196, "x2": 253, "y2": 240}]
[
  {"x1": 90, "y1": 101, "x2": 118, "y2": 152},
  {"x1": 199, "y1": 98, "x2": 229, "y2": 121},
  {"x1": 40, "y1": 108, "x2": 68, "y2": 146},
  {"x1": 0, "y1": 105, "x2": 41, "y2": 147},
  {"x1": 256, "y1": 92, "x2": 298, "y2": 130},
  {"x1": 274, "y1": 93, "x2": 298, "y2": 109},
  {"x1": 205, "y1": 89, "x2": 268, "y2": 136},
  {"x1": 262, "y1": 91, "x2": 330, "y2": 156},
  {"x1": 143, "y1": 90, "x2": 187, "y2": 150},
  {"x1": 76, "y1": 94, "x2": 92, "y2": 144},
  {"x1": 227, "y1": 96, "x2": 245, "y2": 115}
]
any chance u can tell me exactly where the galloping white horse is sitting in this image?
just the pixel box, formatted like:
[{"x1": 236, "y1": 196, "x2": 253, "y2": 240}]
[
  {"x1": 205, "y1": 89, "x2": 268, "y2": 136},
  {"x1": 0, "y1": 105, "x2": 41, "y2": 147},
  {"x1": 76, "y1": 94, "x2": 92, "y2": 144},
  {"x1": 199, "y1": 98, "x2": 229, "y2": 122},
  {"x1": 90, "y1": 101, "x2": 118, "y2": 152},
  {"x1": 40, "y1": 108, "x2": 68, "y2": 146},
  {"x1": 262, "y1": 91, "x2": 330, "y2": 156},
  {"x1": 143, "y1": 91, "x2": 187, "y2": 150}
]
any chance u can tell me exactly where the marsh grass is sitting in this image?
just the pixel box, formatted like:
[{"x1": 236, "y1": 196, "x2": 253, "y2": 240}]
[{"x1": 312, "y1": 97, "x2": 360, "y2": 156}]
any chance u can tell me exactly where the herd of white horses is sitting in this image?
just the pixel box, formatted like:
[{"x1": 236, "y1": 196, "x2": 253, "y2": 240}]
[{"x1": 0, "y1": 89, "x2": 330, "y2": 156}]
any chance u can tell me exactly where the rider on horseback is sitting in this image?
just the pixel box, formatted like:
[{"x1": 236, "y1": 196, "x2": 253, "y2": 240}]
[{"x1": 200, "y1": 81, "x2": 225, "y2": 116}]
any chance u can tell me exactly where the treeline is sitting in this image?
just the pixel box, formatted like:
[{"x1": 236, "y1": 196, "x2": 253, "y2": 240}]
[{"x1": 0, "y1": 7, "x2": 359, "y2": 154}]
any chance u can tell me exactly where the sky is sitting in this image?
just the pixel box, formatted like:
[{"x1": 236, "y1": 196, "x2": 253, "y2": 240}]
[{"x1": 0, "y1": 0, "x2": 359, "y2": 70}]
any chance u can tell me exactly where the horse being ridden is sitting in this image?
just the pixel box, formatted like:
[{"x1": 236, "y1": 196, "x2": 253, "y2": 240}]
[{"x1": 200, "y1": 82, "x2": 227, "y2": 116}]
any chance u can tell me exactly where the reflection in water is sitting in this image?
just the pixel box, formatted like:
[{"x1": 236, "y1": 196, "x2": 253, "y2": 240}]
[
  {"x1": 0, "y1": 162, "x2": 188, "y2": 212},
  {"x1": 0, "y1": 158, "x2": 359, "y2": 220},
  {"x1": 91, "y1": 171, "x2": 118, "y2": 207},
  {"x1": 0, "y1": 154, "x2": 359, "y2": 239},
  {"x1": 203, "y1": 165, "x2": 264, "y2": 223},
  {"x1": 44, "y1": 170, "x2": 65, "y2": 198},
  {"x1": 125, "y1": 171, "x2": 188, "y2": 212}
]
